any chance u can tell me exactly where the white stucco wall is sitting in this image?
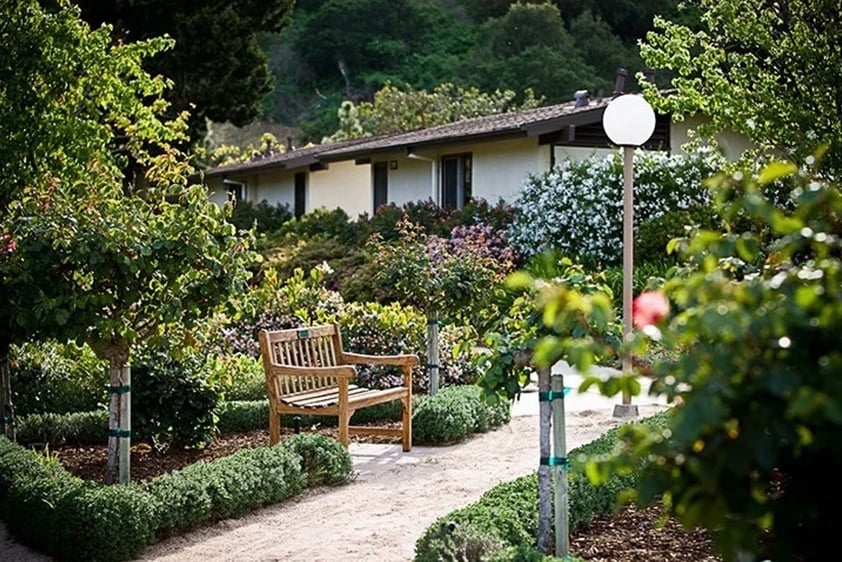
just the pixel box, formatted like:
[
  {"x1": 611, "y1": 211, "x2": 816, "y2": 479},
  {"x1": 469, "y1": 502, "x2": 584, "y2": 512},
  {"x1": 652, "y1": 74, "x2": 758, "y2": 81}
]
[
  {"x1": 670, "y1": 116, "x2": 753, "y2": 161},
  {"x1": 251, "y1": 169, "x2": 296, "y2": 208},
  {"x1": 308, "y1": 159, "x2": 371, "y2": 218},
  {"x1": 553, "y1": 145, "x2": 611, "y2": 165},
  {"x1": 205, "y1": 177, "x2": 230, "y2": 207},
  {"x1": 470, "y1": 138, "x2": 547, "y2": 203},
  {"x1": 370, "y1": 137, "x2": 548, "y2": 207}
]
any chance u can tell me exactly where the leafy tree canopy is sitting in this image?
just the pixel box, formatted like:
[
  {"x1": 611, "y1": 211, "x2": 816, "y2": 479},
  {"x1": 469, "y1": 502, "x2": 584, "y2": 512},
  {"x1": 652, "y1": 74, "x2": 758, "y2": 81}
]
[
  {"x1": 0, "y1": 0, "x2": 185, "y2": 210},
  {"x1": 640, "y1": 0, "x2": 842, "y2": 176},
  {"x1": 455, "y1": 2, "x2": 602, "y2": 104},
  {"x1": 70, "y1": 0, "x2": 295, "y2": 142},
  {"x1": 327, "y1": 83, "x2": 542, "y2": 141}
]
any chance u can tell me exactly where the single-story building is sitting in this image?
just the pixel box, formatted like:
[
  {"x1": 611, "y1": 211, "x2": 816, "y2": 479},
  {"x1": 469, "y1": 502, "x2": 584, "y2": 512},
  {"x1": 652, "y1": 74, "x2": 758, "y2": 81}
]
[{"x1": 202, "y1": 90, "x2": 750, "y2": 219}]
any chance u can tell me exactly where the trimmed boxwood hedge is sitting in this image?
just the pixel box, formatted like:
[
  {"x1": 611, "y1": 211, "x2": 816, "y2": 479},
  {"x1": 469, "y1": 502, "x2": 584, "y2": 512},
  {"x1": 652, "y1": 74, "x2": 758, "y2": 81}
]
[
  {"x1": 413, "y1": 385, "x2": 511, "y2": 445},
  {"x1": 414, "y1": 410, "x2": 673, "y2": 561},
  {"x1": 0, "y1": 433, "x2": 352, "y2": 562}
]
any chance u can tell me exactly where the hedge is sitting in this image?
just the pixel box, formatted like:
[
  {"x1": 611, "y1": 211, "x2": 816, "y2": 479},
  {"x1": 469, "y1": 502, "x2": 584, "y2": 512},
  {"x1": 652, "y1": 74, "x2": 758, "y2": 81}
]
[
  {"x1": 414, "y1": 410, "x2": 673, "y2": 561},
  {"x1": 0, "y1": 433, "x2": 352, "y2": 561}
]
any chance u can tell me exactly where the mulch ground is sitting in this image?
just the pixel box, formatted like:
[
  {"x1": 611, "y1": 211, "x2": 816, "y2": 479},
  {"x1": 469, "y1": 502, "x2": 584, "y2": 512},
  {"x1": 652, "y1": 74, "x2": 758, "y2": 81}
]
[{"x1": 47, "y1": 430, "x2": 720, "y2": 561}]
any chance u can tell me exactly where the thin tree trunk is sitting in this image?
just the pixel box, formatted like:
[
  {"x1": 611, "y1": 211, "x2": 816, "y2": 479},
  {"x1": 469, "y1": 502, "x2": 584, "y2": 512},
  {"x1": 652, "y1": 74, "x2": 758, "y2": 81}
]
[
  {"x1": 426, "y1": 312, "x2": 440, "y2": 395},
  {"x1": 537, "y1": 366, "x2": 552, "y2": 553},
  {"x1": 0, "y1": 354, "x2": 14, "y2": 441},
  {"x1": 106, "y1": 361, "x2": 121, "y2": 484},
  {"x1": 118, "y1": 364, "x2": 131, "y2": 484}
]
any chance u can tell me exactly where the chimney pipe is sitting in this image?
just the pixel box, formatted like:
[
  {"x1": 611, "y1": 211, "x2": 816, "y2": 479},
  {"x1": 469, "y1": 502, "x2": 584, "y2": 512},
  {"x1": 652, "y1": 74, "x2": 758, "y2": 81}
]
[
  {"x1": 287, "y1": 136, "x2": 295, "y2": 151},
  {"x1": 643, "y1": 68, "x2": 656, "y2": 84},
  {"x1": 573, "y1": 90, "x2": 590, "y2": 108},
  {"x1": 613, "y1": 68, "x2": 628, "y2": 95}
]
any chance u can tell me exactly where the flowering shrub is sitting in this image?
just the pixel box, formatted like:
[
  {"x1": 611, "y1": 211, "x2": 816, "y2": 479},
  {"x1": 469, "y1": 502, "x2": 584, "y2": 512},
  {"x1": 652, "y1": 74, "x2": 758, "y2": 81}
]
[
  {"x1": 214, "y1": 265, "x2": 344, "y2": 358},
  {"x1": 338, "y1": 302, "x2": 481, "y2": 393},
  {"x1": 339, "y1": 301, "x2": 426, "y2": 391},
  {"x1": 369, "y1": 218, "x2": 508, "y2": 325},
  {"x1": 508, "y1": 148, "x2": 725, "y2": 265},
  {"x1": 448, "y1": 223, "x2": 517, "y2": 271}
]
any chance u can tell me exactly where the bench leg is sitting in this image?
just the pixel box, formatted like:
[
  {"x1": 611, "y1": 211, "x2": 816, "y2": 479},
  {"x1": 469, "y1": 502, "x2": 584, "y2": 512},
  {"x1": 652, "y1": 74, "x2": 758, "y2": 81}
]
[
  {"x1": 338, "y1": 412, "x2": 352, "y2": 448},
  {"x1": 269, "y1": 408, "x2": 281, "y2": 446},
  {"x1": 402, "y1": 396, "x2": 412, "y2": 452}
]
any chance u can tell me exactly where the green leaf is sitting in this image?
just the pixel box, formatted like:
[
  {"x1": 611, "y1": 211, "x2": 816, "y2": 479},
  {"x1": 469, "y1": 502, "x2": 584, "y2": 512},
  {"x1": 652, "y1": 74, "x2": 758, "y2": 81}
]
[{"x1": 758, "y1": 161, "x2": 797, "y2": 184}]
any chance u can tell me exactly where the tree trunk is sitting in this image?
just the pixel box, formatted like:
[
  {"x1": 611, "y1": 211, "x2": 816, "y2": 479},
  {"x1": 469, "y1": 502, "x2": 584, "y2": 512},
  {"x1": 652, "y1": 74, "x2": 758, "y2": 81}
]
[
  {"x1": 537, "y1": 366, "x2": 552, "y2": 553},
  {"x1": 0, "y1": 354, "x2": 14, "y2": 441},
  {"x1": 106, "y1": 361, "x2": 132, "y2": 484},
  {"x1": 426, "y1": 312, "x2": 440, "y2": 395}
]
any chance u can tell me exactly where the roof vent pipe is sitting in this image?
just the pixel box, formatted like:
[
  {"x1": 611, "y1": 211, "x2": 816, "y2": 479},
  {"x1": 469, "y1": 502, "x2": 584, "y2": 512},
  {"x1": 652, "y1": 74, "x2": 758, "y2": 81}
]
[
  {"x1": 613, "y1": 68, "x2": 628, "y2": 95},
  {"x1": 573, "y1": 90, "x2": 590, "y2": 108},
  {"x1": 643, "y1": 68, "x2": 656, "y2": 84}
]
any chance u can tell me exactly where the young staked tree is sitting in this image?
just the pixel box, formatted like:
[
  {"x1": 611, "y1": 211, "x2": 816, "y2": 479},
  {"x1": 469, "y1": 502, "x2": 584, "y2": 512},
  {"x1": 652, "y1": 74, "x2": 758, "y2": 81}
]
[
  {"x1": 640, "y1": 0, "x2": 842, "y2": 175},
  {"x1": 0, "y1": 0, "x2": 258, "y2": 483}
]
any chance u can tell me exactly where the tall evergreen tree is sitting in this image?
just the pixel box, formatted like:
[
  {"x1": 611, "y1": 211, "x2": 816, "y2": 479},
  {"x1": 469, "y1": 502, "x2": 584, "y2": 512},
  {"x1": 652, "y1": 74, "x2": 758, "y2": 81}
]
[{"x1": 69, "y1": 0, "x2": 295, "y2": 143}]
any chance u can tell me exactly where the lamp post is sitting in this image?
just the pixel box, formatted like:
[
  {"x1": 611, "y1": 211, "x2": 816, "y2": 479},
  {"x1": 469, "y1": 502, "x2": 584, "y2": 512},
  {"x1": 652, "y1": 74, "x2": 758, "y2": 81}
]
[{"x1": 601, "y1": 94, "x2": 656, "y2": 418}]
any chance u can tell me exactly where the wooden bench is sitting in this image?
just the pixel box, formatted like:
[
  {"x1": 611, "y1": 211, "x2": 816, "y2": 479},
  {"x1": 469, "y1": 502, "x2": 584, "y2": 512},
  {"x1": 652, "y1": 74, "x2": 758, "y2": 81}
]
[{"x1": 258, "y1": 323, "x2": 418, "y2": 451}]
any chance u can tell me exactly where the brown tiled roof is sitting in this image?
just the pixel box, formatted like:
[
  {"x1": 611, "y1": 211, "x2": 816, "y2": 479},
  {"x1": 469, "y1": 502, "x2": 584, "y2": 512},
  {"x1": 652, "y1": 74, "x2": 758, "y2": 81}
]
[{"x1": 204, "y1": 97, "x2": 612, "y2": 178}]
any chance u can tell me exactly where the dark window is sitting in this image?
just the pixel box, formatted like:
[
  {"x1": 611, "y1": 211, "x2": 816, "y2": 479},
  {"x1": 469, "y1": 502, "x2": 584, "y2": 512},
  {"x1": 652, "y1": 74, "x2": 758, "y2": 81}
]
[
  {"x1": 441, "y1": 154, "x2": 471, "y2": 210},
  {"x1": 224, "y1": 181, "x2": 244, "y2": 205},
  {"x1": 294, "y1": 172, "x2": 306, "y2": 218},
  {"x1": 373, "y1": 162, "x2": 388, "y2": 212}
]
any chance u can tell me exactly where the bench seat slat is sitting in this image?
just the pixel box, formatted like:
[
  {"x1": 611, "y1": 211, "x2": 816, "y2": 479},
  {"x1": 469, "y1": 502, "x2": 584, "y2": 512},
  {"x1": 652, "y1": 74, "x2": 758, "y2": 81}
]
[{"x1": 283, "y1": 386, "x2": 408, "y2": 409}]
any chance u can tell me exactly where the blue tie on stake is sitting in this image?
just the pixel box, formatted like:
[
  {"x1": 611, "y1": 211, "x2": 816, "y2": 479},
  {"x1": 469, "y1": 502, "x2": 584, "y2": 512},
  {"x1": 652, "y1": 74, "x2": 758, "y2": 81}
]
[{"x1": 538, "y1": 387, "x2": 571, "y2": 402}]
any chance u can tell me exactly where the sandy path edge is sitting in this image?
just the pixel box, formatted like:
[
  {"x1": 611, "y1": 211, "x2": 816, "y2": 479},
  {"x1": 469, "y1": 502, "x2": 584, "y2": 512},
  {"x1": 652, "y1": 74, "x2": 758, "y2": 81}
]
[{"x1": 0, "y1": 405, "x2": 668, "y2": 562}]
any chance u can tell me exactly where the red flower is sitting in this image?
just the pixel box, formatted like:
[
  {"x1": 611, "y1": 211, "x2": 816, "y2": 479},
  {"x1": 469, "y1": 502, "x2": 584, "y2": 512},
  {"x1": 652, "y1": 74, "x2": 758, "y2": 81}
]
[
  {"x1": 0, "y1": 234, "x2": 15, "y2": 254},
  {"x1": 633, "y1": 291, "x2": 670, "y2": 329}
]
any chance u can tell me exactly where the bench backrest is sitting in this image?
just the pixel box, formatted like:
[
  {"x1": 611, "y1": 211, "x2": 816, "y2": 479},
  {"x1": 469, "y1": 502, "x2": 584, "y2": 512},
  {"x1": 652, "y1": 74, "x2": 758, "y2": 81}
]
[{"x1": 258, "y1": 324, "x2": 344, "y2": 396}]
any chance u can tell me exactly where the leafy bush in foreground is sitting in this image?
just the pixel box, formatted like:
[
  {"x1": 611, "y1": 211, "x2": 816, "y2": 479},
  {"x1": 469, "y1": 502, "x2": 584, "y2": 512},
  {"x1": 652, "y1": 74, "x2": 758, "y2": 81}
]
[{"x1": 414, "y1": 411, "x2": 671, "y2": 561}]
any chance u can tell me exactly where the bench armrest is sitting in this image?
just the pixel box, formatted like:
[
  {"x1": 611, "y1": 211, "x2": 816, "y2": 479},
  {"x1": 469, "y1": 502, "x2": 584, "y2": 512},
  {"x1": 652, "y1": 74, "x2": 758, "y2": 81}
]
[
  {"x1": 340, "y1": 352, "x2": 420, "y2": 368},
  {"x1": 266, "y1": 364, "x2": 357, "y2": 379}
]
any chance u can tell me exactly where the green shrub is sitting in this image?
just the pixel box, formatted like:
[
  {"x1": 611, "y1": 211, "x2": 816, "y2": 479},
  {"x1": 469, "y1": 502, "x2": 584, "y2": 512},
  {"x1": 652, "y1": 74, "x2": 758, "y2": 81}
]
[
  {"x1": 144, "y1": 469, "x2": 213, "y2": 536},
  {"x1": 174, "y1": 445, "x2": 305, "y2": 521},
  {"x1": 635, "y1": 206, "x2": 719, "y2": 263},
  {"x1": 278, "y1": 433, "x2": 353, "y2": 486},
  {"x1": 489, "y1": 545, "x2": 584, "y2": 561},
  {"x1": 132, "y1": 349, "x2": 222, "y2": 448},
  {"x1": 339, "y1": 301, "x2": 426, "y2": 391},
  {"x1": 10, "y1": 340, "x2": 108, "y2": 415},
  {"x1": 216, "y1": 400, "x2": 270, "y2": 433},
  {"x1": 16, "y1": 410, "x2": 108, "y2": 446},
  {"x1": 272, "y1": 207, "x2": 362, "y2": 244},
  {"x1": 227, "y1": 199, "x2": 291, "y2": 234},
  {"x1": 206, "y1": 353, "x2": 265, "y2": 402},
  {"x1": 414, "y1": 411, "x2": 671, "y2": 561},
  {"x1": 413, "y1": 385, "x2": 511, "y2": 445},
  {"x1": 56, "y1": 483, "x2": 158, "y2": 562},
  {"x1": 0, "y1": 436, "x2": 157, "y2": 562}
]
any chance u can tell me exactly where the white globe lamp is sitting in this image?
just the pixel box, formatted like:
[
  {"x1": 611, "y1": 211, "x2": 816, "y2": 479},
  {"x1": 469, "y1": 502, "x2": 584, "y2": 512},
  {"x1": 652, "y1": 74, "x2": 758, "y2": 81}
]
[{"x1": 601, "y1": 94, "x2": 656, "y2": 418}]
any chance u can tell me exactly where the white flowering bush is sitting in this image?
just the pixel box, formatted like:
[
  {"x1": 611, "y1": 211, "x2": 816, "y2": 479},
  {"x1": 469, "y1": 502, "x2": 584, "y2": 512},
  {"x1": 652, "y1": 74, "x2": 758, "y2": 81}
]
[{"x1": 509, "y1": 148, "x2": 726, "y2": 265}]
